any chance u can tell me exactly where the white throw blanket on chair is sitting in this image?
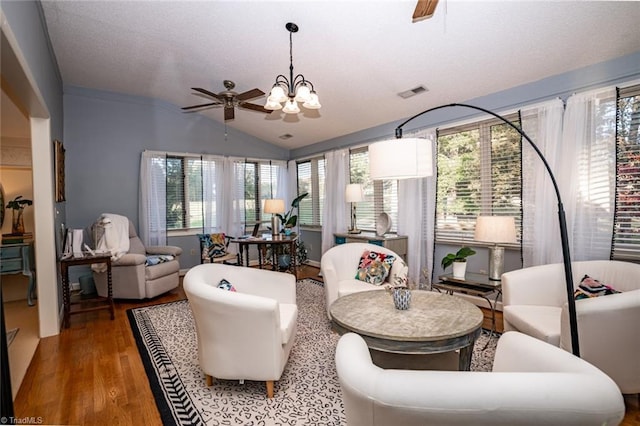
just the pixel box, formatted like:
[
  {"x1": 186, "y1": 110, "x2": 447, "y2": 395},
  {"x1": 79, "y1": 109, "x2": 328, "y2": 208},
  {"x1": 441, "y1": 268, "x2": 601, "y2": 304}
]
[{"x1": 92, "y1": 213, "x2": 130, "y2": 272}]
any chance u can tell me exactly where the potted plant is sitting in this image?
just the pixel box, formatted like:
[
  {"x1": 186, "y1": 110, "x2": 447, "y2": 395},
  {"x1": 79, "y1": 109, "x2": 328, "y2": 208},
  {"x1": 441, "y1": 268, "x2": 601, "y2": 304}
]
[
  {"x1": 276, "y1": 192, "x2": 309, "y2": 235},
  {"x1": 5, "y1": 195, "x2": 32, "y2": 235},
  {"x1": 441, "y1": 246, "x2": 476, "y2": 279}
]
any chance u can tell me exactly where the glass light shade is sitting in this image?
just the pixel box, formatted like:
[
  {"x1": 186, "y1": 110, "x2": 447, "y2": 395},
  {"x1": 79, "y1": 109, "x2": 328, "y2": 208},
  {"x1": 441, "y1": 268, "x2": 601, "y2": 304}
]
[
  {"x1": 264, "y1": 98, "x2": 283, "y2": 110},
  {"x1": 264, "y1": 198, "x2": 286, "y2": 214},
  {"x1": 268, "y1": 85, "x2": 287, "y2": 103},
  {"x1": 369, "y1": 137, "x2": 433, "y2": 180},
  {"x1": 345, "y1": 183, "x2": 364, "y2": 202},
  {"x1": 294, "y1": 83, "x2": 311, "y2": 102},
  {"x1": 282, "y1": 99, "x2": 300, "y2": 114},
  {"x1": 474, "y1": 216, "x2": 517, "y2": 243},
  {"x1": 302, "y1": 92, "x2": 321, "y2": 109}
]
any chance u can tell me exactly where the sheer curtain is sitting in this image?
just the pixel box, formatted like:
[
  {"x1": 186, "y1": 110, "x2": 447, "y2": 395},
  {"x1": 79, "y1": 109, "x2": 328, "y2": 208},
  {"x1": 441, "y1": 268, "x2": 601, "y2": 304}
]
[
  {"x1": 397, "y1": 130, "x2": 436, "y2": 286},
  {"x1": 286, "y1": 160, "x2": 297, "y2": 208},
  {"x1": 222, "y1": 157, "x2": 246, "y2": 238},
  {"x1": 561, "y1": 87, "x2": 617, "y2": 261},
  {"x1": 321, "y1": 149, "x2": 349, "y2": 254},
  {"x1": 521, "y1": 99, "x2": 565, "y2": 266},
  {"x1": 139, "y1": 151, "x2": 167, "y2": 246},
  {"x1": 202, "y1": 154, "x2": 225, "y2": 234}
]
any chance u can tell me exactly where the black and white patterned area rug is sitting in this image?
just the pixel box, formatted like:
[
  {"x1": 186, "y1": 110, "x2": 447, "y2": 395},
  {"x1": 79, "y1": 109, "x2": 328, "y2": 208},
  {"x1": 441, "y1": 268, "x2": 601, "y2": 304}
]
[{"x1": 127, "y1": 279, "x2": 498, "y2": 426}]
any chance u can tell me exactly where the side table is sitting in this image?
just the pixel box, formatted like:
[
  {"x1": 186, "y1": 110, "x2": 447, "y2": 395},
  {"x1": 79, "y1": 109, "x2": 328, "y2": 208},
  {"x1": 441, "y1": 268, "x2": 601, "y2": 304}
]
[
  {"x1": 0, "y1": 241, "x2": 36, "y2": 306},
  {"x1": 434, "y1": 272, "x2": 502, "y2": 344},
  {"x1": 59, "y1": 254, "x2": 115, "y2": 329}
]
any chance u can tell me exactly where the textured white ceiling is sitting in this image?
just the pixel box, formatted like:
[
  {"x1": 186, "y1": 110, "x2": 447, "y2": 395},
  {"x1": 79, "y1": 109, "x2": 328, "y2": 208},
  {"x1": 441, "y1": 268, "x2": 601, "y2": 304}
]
[{"x1": 41, "y1": 0, "x2": 640, "y2": 149}]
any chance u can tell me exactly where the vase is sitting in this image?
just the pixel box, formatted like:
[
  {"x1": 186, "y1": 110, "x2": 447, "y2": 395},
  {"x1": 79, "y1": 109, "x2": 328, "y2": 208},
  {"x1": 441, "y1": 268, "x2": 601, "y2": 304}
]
[
  {"x1": 278, "y1": 254, "x2": 291, "y2": 269},
  {"x1": 392, "y1": 288, "x2": 411, "y2": 310},
  {"x1": 452, "y1": 261, "x2": 466, "y2": 279},
  {"x1": 11, "y1": 208, "x2": 25, "y2": 234}
]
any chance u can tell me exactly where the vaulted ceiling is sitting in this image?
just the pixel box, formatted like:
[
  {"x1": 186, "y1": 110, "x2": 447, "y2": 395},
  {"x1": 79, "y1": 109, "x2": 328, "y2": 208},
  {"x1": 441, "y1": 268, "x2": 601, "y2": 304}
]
[{"x1": 41, "y1": 1, "x2": 640, "y2": 149}]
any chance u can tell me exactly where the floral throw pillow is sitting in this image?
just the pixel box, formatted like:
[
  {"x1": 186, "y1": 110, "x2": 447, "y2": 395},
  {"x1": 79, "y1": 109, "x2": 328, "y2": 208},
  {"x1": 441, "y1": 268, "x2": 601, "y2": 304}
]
[
  {"x1": 197, "y1": 233, "x2": 228, "y2": 261},
  {"x1": 574, "y1": 274, "x2": 620, "y2": 300},
  {"x1": 355, "y1": 250, "x2": 396, "y2": 285}
]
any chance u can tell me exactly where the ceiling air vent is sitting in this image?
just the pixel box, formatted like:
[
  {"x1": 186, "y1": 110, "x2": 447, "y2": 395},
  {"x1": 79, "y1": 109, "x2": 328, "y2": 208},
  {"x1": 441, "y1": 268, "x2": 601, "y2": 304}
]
[
  {"x1": 398, "y1": 85, "x2": 428, "y2": 99},
  {"x1": 279, "y1": 133, "x2": 294, "y2": 140}
]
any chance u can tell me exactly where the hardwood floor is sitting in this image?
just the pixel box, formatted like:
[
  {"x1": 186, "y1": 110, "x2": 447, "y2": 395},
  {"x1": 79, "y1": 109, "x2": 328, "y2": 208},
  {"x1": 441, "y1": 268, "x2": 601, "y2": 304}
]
[{"x1": 13, "y1": 265, "x2": 639, "y2": 425}]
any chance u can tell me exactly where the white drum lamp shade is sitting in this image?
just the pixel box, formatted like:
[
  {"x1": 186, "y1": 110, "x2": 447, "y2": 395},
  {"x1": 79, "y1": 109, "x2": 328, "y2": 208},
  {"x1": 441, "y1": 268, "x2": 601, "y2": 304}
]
[
  {"x1": 474, "y1": 216, "x2": 517, "y2": 281},
  {"x1": 369, "y1": 138, "x2": 433, "y2": 180},
  {"x1": 345, "y1": 184, "x2": 364, "y2": 202}
]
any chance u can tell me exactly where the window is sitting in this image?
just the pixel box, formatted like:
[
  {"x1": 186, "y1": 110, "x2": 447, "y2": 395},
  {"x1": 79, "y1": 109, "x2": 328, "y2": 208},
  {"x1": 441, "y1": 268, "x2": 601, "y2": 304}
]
[
  {"x1": 613, "y1": 84, "x2": 640, "y2": 261},
  {"x1": 166, "y1": 156, "x2": 204, "y2": 230},
  {"x1": 297, "y1": 156, "x2": 325, "y2": 226},
  {"x1": 435, "y1": 115, "x2": 522, "y2": 243},
  {"x1": 238, "y1": 160, "x2": 283, "y2": 226},
  {"x1": 349, "y1": 147, "x2": 398, "y2": 233}
]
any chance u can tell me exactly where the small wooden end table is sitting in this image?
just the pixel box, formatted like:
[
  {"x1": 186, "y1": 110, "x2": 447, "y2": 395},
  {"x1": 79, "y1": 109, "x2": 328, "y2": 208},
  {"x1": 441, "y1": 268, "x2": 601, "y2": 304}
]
[{"x1": 60, "y1": 253, "x2": 114, "y2": 329}]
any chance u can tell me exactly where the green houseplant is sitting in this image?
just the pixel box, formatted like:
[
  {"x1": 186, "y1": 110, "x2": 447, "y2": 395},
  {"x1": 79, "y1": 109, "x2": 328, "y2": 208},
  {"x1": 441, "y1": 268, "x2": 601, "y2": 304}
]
[
  {"x1": 276, "y1": 192, "x2": 309, "y2": 233},
  {"x1": 441, "y1": 246, "x2": 476, "y2": 279},
  {"x1": 5, "y1": 195, "x2": 32, "y2": 235}
]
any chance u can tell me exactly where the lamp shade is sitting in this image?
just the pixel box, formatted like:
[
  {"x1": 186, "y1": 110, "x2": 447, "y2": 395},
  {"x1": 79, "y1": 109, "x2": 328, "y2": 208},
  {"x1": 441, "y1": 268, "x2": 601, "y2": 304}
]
[
  {"x1": 264, "y1": 198, "x2": 286, "y2": 214},
  {"x1": 474, "y1": 216, "x2": 517, "y2": 244},
  {"x1": 345, "y1": 184, "x2": 364, "y2": 202},
  {"x1": 369, "y1": 138, "x2": 433, "y2": 180}
]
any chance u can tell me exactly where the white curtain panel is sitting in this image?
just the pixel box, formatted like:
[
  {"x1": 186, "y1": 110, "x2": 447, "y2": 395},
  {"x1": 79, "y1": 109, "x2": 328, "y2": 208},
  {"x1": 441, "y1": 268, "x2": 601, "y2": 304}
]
[
  {"x1": 139, "y1": 151, "x2": 167, "y2": 246},
  {"x1": 561, "y1": 87, "x2": 617, "y2": 261},
  {"x1": 521, "y1": 98, "x2": 565, "y2": 267},
  {"x1": 222, "y1": 157, "x2": 246, "y2": 238},
  {"x1": 202, "y1": 155, "x2": 224, "y2": 234},
  {"x1": 398, "y1": 129, "x2": 436, "y2": 286},
  {"x1": 286, "y1": 160, "x2": 297, "y2": 206},
  {"x1": 321, "y1": 149, "x2": 349, "y2": 254}
]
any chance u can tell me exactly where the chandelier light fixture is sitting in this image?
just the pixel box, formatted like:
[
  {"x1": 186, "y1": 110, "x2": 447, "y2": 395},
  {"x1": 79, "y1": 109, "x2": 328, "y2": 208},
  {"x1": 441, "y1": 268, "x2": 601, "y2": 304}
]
[{"x1": 264, "y1": 22, "x2": 321, "y2": 114}]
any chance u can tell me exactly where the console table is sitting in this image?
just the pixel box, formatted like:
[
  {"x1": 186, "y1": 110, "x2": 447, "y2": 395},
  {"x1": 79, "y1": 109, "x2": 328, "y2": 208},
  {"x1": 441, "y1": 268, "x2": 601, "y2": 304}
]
[
  {"x1": 0, "y1": 241, "x2": 36, "y2": 306},
  {"x1": 333, "y1": 232, "x2": 408, "y2": 260},
  {"x1": 59, "y1": 254, "x2": 114, "y2": 329}
]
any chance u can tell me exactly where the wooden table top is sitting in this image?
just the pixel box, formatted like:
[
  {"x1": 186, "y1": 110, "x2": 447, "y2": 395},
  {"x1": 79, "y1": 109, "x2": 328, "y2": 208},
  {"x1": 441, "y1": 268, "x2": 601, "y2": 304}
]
[{"x1": 330, "y1": 290, "x2": 483, "y2": 342}]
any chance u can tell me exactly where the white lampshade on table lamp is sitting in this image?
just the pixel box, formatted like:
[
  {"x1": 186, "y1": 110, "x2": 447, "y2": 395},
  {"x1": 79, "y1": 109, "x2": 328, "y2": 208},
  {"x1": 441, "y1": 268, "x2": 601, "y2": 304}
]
[
  {"x1": 345, "y1": 184, "x2": 364, "y2": 234},
  {"x1": 264, "y1": 199, "x2": 286, "y2": 237},
  {"x1": 474, "y1": 216, "x2": 517, "y2": 281}
]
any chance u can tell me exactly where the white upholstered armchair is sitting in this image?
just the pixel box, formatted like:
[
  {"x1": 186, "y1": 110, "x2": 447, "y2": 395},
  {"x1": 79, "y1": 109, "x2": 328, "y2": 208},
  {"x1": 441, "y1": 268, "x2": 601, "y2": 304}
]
[
  {"x1": 183, "y1": 263, "x2": 298, "y2": 398},
  {"x1": 93, "y1": 218, "x2": 182, "y2": 299},
  {"x1": 335, "y1": 331, "x2": 625, "y2": 426},
  {"x1": 501, "y1": 260, "x2": 640, "y2": 394},
  {"x1": 320, "y1": 243, "x2": 408, "y2": 319}
]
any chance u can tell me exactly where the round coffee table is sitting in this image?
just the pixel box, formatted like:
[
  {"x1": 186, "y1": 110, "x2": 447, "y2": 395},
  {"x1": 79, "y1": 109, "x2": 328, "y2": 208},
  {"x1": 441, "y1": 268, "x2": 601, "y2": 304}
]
[{"x1": 330, "y1": 290, "x2": 483, "y2": 371}]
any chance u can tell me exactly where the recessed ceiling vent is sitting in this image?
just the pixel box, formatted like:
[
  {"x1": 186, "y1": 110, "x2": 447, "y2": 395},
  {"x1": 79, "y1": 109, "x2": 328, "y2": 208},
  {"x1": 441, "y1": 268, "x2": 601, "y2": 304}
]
[
  {"x1": 398, "y1": 85, "x2": 428, "y2": 99},
  {"x1": 279, "y1": 133, "x2": 294, "y2": 140}
]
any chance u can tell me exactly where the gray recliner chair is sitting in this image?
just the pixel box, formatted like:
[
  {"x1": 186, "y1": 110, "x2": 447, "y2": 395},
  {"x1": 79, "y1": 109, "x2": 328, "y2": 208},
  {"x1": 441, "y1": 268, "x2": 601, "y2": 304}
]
[{"x1": 93, "y1": 219, "x2": 182, "y2": 299}]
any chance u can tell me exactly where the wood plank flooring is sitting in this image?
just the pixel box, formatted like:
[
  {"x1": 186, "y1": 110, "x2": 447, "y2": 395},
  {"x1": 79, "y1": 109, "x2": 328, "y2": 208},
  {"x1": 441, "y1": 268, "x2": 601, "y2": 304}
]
[{"x1": 13, "y1": 265, "x2": 639, "y2": 425}]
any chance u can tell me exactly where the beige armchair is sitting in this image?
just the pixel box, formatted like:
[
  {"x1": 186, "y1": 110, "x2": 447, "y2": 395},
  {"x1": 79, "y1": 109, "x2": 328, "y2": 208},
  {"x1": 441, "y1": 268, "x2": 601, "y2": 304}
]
[
  {"x1": 502, "y1": 260, "x2": 640, "y2": 394},
  {"x1": 335, "y1": 331, "x2": 625, "y2": 426},
  {"x1": 93, "y1": 219, "x2": 182, "y2": 299},
  {"x1": 320, "y1": 243, "x2": 408, "y2": 319},
  {"x1": 183, "y1": 263, "x2": 298, "y2": 398}
]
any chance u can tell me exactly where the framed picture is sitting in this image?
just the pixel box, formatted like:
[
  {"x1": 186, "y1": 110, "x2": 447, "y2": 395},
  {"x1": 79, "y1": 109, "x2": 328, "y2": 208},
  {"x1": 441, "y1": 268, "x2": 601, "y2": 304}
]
[{"x1": 54, "y1": 139, "x2": 66, "y2": 202}]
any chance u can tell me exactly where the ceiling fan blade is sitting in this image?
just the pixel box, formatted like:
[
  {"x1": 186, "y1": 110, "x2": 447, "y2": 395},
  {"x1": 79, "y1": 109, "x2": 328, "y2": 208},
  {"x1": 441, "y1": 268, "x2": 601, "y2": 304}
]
[
  {"x1": 224, "y1": 107, "x2": 235, "y2": 121},
  {"x1": 413, "y1": 0, "x2": 438, "y2": 22},
  {"x1": 239, "y1": 102, "x2": 271, "y2": 114},
  {"x1": 181, "y1": 102, "x2": 221, "y2": 111},
  {"x1": 236, "y1": 88, "x2": 265, "y2": 101},
  {"x1": 192, "y1": 87, "x2": 224, "y2": 100}
]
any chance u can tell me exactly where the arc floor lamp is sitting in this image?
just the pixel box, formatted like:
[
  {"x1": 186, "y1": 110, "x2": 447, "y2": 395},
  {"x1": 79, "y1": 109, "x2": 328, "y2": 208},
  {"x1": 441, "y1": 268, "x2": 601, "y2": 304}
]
[{"x1": 369, "y1": 103, "x2": 580, "y2": 357}]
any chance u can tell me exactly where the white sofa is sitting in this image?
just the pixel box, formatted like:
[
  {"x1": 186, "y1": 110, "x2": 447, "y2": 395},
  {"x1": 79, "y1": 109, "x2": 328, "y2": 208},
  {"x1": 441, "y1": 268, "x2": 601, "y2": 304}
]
[
  {"x1": 183, "y1": 263, "x2": 298, "y2": 398},
  {"x1": 320, "y1": 243, "x2": 408, "y2": 319},
  {"x1": 335, "y1": 331, "x2": 625, "y2": 426},
  {"x1": 502, "y1": 260, "x2": 640, "y2": 394}
]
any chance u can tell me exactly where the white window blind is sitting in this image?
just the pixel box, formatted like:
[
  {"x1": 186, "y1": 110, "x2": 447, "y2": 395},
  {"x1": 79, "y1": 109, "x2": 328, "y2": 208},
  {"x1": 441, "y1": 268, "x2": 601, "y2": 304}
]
[
  {"x1": 165, "y1": 156, "x2": 205, "y2": 230},
  {"x1": 613, "y1": 84, "x2": 640, "y2": 261},
  {"x1": 349, "y1": 147, "x2": 398, "y2": 233},
  {"x1": 297, "y1": 156, "x2": 325, "y2": 226},
  {"x1": 238, "y1": 160, "x2": 283, "y2": 227},
  {"x1": 435, "y1": 114, "x2": 522, "y2": 242}
]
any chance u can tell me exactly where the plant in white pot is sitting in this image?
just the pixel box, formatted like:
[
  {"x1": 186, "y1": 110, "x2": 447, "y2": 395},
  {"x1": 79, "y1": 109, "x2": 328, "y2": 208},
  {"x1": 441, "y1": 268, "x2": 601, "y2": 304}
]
[{"x1": 441, "y1": 246, "x2": 476, "y2": 279}]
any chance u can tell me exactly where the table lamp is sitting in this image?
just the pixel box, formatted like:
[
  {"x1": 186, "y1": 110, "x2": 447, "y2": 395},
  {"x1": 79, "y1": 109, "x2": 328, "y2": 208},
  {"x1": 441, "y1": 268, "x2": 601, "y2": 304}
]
[
  {"x1": 264, "y1": 199, "x2": 285, "y2": 237},
  {"x1": 345, "y1": 184, "x2": 364, "y2": 234},
  {"x1": 474, "y1": 216, "x2": 517, "y2": 281}
]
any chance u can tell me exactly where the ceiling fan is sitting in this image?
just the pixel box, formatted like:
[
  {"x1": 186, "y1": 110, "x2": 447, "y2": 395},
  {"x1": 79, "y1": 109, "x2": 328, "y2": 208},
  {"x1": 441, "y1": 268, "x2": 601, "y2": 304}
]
[
  {"x1": 182, "y1": 80, "x2": 270, "y2": 121},
  {"x1": 413, "y1": 0, "x2": 439, "y2": 22}
]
